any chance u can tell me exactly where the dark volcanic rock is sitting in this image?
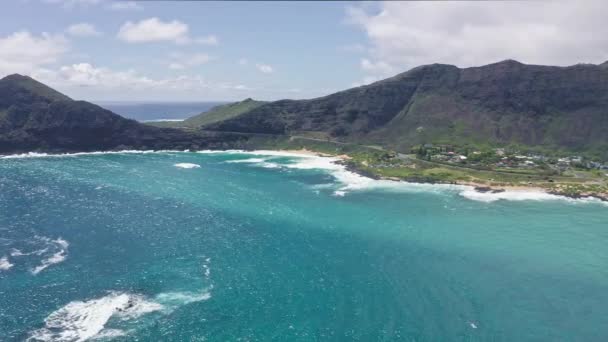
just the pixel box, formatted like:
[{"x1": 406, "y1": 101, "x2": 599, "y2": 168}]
[{"x1": 0, "y1": 74, "x2": 245, "y2": 154}]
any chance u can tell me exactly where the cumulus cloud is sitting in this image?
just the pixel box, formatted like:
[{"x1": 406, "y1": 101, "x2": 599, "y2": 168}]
[
  {"x1": 348, "y1": 1, "x2": 608, "y2": 77},
  {"x1": 256, "y1": 63, "x2": 274, "y2": 74},
  {"x1": 42, "y1": 63, "x2": 204, "y2": 90},
  {"x1": 167, "y1": 52, "x2": 213, "y2": 70},
  {"x1": 118, "y1": 18, "x2": 189, "y2": 43},
  {"x1": 117, "y1": 18, "x2": 218, "y2": 45},
  {"x1": 66, "y1": 23, "x2": 101, "y2": 37},
  {"x1": 33, "y1": 62, "x2": 250, "y2": 95},
  {"x1": 108, "y1": 1, "x2": 143, "y2": 11},
  {"x1": 0, "y1": 31, "x2": 69, "y2": 76}
]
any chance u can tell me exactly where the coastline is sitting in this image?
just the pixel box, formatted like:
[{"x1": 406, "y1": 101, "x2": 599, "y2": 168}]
[
  {"x1": 287, "y1": 149, "x2": 608, "y2": 203},
  {"x1": 2, "y1": 147, "x2": 606, "y2": 202}
]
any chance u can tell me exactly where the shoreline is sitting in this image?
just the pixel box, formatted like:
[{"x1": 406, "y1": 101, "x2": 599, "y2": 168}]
[
  {"x1": 326, "y1": 151, "x2": 608, "y2": 203},
  {"x1": 2, "y1": 147, "x2": 606, "y2": 202}
]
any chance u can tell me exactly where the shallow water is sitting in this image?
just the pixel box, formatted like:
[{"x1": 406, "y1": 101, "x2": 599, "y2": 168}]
[{"x1": 0, "y1": 151, "x2": 607, "y2": 341}]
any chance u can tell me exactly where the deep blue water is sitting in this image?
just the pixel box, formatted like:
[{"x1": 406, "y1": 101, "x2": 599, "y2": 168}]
[
  {"x1": 0, "y1": 151, "x2": 607, "y2": 341},
  {"x1": 95, "y1": 102, "x2": 227, "y2": 121}
]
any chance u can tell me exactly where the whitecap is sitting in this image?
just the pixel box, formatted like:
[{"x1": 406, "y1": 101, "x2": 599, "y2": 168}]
[
  {"x1": 0, "y1": 256, "x2": 13, "y2": 271},
  {"x1": 174, "y1": 163, "x2": 201, "y2": 169},
  {"x1": 459, "y1": 188, "x2": 608, "y2": 206},
  {"x1": 31, "y1": 237, "x2": 69, "y2": 275},
  {"x1": 28, "y1": 292, "x2": 162, "y2": 342},
  {"x1": 222, "y1": 151, "x2": 608, "y2": 206},
  {"x1": 1, "y1": 150, "x2": 186, "y2": 159},
  {"x1": 459, "y1": 188, "x2": 563, "y2": 203},
  {"x1": 155, "y1": 289, "x2": 212, "y2": 306},
  {"x1": 202, "y1": 258, "x2": 211, "y2": 278},
  {"x1": 31, "y1": 250, "x2": 67, "y2": 275},
  {"x1": 225, "y1": 157, "x2": 267, "y2": 164}
]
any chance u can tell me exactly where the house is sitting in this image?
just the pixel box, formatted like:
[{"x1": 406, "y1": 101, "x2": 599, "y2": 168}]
[{"x1": 494, "y1": 148, "x2": 505, "y2": 156}]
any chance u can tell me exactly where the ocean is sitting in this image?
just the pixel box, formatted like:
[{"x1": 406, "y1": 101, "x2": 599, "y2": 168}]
[
  {"x1": 0, "y1": 151, "x2": 607, "y2": 341},
  {"x1": 95, "y1": 102, "x2": 228, "y2": 122}
]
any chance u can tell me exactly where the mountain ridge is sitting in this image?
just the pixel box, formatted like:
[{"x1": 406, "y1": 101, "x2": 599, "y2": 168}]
[
  {"x1": 1, "y1": 58, "x2": 608, "y2": 158},
  {"x1": 0, "y1": 74, "x2": 243, "y2": 153},
  {"x1": 204, "y1": 59, "x2": 608, "y2": 157}
]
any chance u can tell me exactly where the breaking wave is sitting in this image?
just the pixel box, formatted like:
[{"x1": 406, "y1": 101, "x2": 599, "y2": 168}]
[
  {"x1": 215, "y1": 150, "x2": 607, "y2": 206},
  {"x1": 28, "y1": 292, "x2": 162, "y2": 342},
  {"x1": 29, "y1": 237, "x2": 69, "y2": 275},
  {"x1": 28, "y1": 287, "x2": 212, "y2": 342},
  {"x1": 0, "y1": 256, "x2": 13, "y2": 271},
  {"x1": 174, "y1": 163, "x2": 201, "y2": 169},
  {"x1": 1, "y1": 150, "x2": 188, "y2": 159}
]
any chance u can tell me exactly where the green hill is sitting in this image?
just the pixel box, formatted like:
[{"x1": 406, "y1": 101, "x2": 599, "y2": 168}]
[
  {"x1": 147, "y1": 98, "x2": 265, "y2": 129},
  {"x1": 206, "y1": 60, "x2": 608, "y2": 158},
  {"x1": 0, "y1": 74, "x2": 243, "y2": 153}
]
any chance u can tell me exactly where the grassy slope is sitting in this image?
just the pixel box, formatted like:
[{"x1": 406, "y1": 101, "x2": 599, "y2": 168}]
[
  {"x1": 147, "y1": 99, "x2": 265, "y2": 129},
  {"x1": 205, "y1": 61, "x2": 608, "y2": 160}
]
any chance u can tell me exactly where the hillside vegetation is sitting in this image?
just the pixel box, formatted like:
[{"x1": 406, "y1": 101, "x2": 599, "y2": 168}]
[
  {"x1": 147, "y1": 98, "x2": 265, "y2": 129},
  {"x1": 205, "y1": 60, "x2": 608, "y2": 158}
]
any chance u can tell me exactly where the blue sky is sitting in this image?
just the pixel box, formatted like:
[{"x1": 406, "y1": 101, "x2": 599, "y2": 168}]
[{"x1": 1, "y1": 1, "x2": 607, "y2": 101}]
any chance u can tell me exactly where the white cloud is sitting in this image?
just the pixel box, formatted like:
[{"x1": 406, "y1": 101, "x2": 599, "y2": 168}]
[
  {"x1": 46, "y1": 63, "x2": 205, "y2": 90},
  {"x1": 238, "y1": 58, "x2": 248, "y2": 66},
  {"x1": 44, "y1": 0, "x2": 101, "y2": 8},
  {"x1": 66, "y1": 23, "x2": 102, "y2": 37},
  {"x1": 360, "y1": 58, "x2": 392, "y2": 74},
  {"x1": 0, "y1": 31, "x2": 69, "y2": 77},
  {"x1": 118, "y1": 18, "x2": 189, "y2": 43},
  {"x1": 117, "y1": 18, "x2": 218, "y2": 46},
  {"x1": 33, "y1": 63, "x2": 255, "y2": 99},
  {"x1": 256, "y1": 63, "x2": 274, "y2": 74},
  {"x1": 167, "y1": 52, "x2": 212, "y2": 70},
  {"x1": 348, "y1": 1, "x2": 608, "y2": 77},
  {"x1": 108, "y1": 1, "x2": 143, "y2": 11},
  {"x1": 195, "y1": 35, "x2": 218, "y2": 45}
]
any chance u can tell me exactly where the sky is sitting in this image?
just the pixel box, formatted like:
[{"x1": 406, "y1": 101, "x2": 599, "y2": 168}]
[{"x1": 1, "y1": 0, "x2": 607, "y2": 102}]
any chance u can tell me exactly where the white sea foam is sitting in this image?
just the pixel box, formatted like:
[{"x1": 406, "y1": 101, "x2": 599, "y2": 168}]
[
  {"x1": 3, "y1": 148, "x2": 605, "y2": 206},
  {"x1": 202, "y1": 258, "x2": 211, "y2": 278},
  {"x1": 225, "y1": 157, "x2": 267, "y2": 164},
  {"x1": 31, "y1": 237, "x2": 69, "y2": 275},
  {"x1": 1, "y1": 150, "x2": 187, "y2": 159},
  {"x1": 0, "y1": 256, "x2": 13, "y2": 271},
  {"x1": 28, "y1": 292, "x2": 162, "y2": 342},
  {"x1": 155, "y1": 289, "x2": 212, "y2": 306},
  {"x1": 215, "y1": 150, "x2": 608, "y2": 206},
  {"x1": 459, "y1": 188, "x2": 564, "y2": 203},
  {"x1": 174, "y1": 163, "x2": 201, "y2": 169},
  {"x1": 458, "y1": 188, "x2": 608, "y2": 206},
  {"x1": 28, "y1": 282, "x2": 212, "y2": 341}
]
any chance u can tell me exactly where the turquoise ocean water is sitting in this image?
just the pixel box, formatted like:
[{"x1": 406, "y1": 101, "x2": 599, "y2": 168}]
[{"x1": 0, "y1": 151, "x2": 607, "y2": 341}]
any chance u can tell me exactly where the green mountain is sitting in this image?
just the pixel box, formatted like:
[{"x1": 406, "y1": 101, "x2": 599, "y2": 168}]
[
  {"x1": 206, "y1": 60, "x2": 608, "y2": 157},
  {"x1": 2, "y1": 60, "x2": 608, "y2": 157},
  {"x1": 0, "y1": 74, "x2": 241, "y2": 153},
  {"x1": 147, "y1": 98, "x2": 265, "y2": 129}
]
